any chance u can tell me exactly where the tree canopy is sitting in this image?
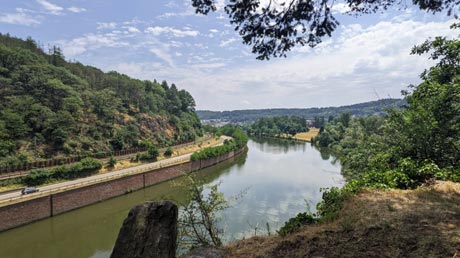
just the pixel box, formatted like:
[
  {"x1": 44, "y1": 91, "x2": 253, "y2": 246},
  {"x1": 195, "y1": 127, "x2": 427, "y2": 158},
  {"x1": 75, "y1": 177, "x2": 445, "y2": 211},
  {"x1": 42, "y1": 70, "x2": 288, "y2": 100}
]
[{"x1": 192, "y1": 0, "x2": 457, "y2": 59}]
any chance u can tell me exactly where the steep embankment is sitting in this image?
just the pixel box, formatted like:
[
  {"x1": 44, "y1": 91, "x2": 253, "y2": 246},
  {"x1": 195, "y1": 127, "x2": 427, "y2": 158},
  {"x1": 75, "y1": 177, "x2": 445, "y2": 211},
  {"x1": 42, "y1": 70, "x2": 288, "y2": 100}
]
[
  {"x1": 227, "y1": 181, "x2": 460, "y2": 258},
  {"x1": 0, "y1": 34, "x2": 202, "y2": 166}
]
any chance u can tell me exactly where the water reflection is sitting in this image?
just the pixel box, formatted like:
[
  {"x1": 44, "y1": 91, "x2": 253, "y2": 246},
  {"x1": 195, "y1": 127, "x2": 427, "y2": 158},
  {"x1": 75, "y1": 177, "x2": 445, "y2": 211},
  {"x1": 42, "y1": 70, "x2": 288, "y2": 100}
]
[
  {"x1": 0, "y1": 138, "x2": 342, "y2": 258},
  {"x1": 250, "y1": 136, "x2": 307, "y2": 154}
]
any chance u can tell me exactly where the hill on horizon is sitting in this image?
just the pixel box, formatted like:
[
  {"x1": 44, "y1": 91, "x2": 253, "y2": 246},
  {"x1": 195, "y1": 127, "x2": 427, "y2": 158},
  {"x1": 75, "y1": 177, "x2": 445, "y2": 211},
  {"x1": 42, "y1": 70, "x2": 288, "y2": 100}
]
[{"x1": 197, "y1": 98, "x2": 405, "y2": 124}]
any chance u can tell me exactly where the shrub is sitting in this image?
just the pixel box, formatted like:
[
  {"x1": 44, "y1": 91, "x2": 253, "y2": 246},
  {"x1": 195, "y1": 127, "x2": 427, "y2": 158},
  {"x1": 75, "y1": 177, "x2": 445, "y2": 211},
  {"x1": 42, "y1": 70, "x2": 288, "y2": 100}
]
[
  {"x1": 278, "y1": 212, "x2": 316, "y2": 236},
  {"x1": 164, "y1": 147, "x2": 173, "y2": 157},
  {"x1": 23, "y1": 169, "x2": 52, "y2": 186},
  {"x1": 148, "y1": 146, "x2": 159, "y2": 160},
  {"x1": 22, "y1": 158, "x2": 102, "y2": 186},
  {"x1": 107, "y1": 156, "x2": 117, "y2": 167},
  {"x1": 316, "y1": 185, "x2": 356, "y2": 222}
]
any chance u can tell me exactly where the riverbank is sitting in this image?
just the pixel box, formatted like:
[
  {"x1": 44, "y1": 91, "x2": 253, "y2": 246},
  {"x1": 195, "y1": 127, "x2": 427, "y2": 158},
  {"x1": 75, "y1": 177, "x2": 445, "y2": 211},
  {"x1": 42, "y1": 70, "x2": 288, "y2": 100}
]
[
  {"x1": 253, "y1": 128, "x2": 320, "y2": 143},
  {"x1": 226, "y1": 181, "x2": 460, "y2": 257},
  {"x1": 0, "y1": 145, "x2": 247, "y2": 232}
]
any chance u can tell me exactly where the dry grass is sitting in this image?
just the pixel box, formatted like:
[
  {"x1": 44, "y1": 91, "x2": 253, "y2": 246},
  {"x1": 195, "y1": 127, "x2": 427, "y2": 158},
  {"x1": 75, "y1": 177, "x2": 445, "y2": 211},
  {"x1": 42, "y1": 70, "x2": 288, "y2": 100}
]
[
  {"x1": 226, "y1": 181, "x2": 460, "y2": 258},
  {"x1": 294, "y1": 128, "x2": 320, "y2": 142},
  {"x1": 277, "y1": 128, "x2": 320, "y2": 142}
]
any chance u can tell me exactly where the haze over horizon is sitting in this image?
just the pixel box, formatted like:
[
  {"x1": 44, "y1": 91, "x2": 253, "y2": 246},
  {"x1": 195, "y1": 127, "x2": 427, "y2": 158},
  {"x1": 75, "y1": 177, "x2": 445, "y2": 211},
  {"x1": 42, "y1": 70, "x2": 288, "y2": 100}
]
[{"x1": 0, "y1": 0, "x2": 456, "y2": 110}]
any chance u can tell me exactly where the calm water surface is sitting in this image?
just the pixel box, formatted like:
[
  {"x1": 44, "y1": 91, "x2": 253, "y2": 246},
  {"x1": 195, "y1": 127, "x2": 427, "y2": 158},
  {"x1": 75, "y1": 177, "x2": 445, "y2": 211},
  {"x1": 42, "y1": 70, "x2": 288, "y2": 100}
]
[{"x1": 0, "y1": 137, "x2": 342, "y2": 258}]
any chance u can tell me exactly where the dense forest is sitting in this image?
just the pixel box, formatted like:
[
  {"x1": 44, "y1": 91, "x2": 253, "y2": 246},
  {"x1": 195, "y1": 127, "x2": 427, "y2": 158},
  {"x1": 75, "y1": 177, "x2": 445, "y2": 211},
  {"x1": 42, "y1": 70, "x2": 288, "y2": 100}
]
[
  {"x1": 0, "y1": 34, "x2": 202, "y2": 166},
  {"x1": 197, "y1": 98, "x2": 404, "y2": 124},
  {"x1": 246, "y1": 116, "x2": 308, "y2": 136}
]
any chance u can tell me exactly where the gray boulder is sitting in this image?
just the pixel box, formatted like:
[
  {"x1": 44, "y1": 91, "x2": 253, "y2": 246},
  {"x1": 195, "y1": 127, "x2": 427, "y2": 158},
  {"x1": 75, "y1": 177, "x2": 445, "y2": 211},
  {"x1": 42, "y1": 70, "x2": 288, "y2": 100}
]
[{"x1": 110, "y1": 200, "x2": 178, "y2": 258}]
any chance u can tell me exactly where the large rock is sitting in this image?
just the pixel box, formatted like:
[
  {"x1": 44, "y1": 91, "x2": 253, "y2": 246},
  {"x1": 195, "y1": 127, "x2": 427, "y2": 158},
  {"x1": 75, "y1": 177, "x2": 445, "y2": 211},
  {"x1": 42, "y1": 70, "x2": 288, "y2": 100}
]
[{"x1": 110, "y1": 200, "x2": 178, "y2": 258}]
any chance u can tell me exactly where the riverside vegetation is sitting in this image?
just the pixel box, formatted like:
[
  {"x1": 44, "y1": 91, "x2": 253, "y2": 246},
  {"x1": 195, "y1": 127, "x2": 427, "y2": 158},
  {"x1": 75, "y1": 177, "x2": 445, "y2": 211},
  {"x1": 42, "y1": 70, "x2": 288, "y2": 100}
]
[
  {"x1": 178, "y1": 29, "x2": 460, "y2": 257},
  {"x1": 275, "y1": 30, "x2": 460, "y2": 239},
  {"x1": 191, "y1": 125, "x2": 248, "y2": 161},
  {"x1": 0, "y1": 33, "x2": 202, "y2": 168}
]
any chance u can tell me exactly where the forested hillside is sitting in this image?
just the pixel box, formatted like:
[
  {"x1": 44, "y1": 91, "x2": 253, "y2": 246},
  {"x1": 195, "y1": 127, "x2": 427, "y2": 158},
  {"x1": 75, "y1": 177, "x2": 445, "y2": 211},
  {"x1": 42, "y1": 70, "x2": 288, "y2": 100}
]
[
  {"x1": 197, "y1": 99, "x2": 404, "y2": 124},
  {"x1": 0, "y1": 34, "x2": 202, "y2": 166}
]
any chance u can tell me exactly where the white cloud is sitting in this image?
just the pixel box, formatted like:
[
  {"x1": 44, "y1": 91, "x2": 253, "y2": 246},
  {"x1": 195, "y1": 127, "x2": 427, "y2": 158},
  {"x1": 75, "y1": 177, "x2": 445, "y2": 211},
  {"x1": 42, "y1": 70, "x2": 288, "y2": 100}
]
[
  {"x1": 0, "y1": 9, "x2": 41, "y2": 26},
  {"x1": 172, "y1": 19, "x2": 457, "y2": 110},
  {"x1": 219, "y1": 38, "x2": 237, "y2": 47},
  {"x1": 192, "y1": 63, "x2": 226, "y2": 69},
  {"x1": 97, "y1": 22, "x2": 117, "y2": 30},
  {"x1": 145, "y1": 26, "x2": 199, "y2": 37},
  {"x1": 36, "y1": 0, "x2": 64, "y2": 15},
  {"x1": 67, "y1": 7, "x2": 87, "y2": 13},
  {"x1": 125, "y1": 26, "x2": 140, "y2": 33},
  {"x1": 57, "y1": 33, "x2": 129, "y2": 57},
  {"x1": 331, "y1": 3, "x2": 351, "y2": 14},
  {"x1": 150, "y1": 48, "x2": 174, "y2": 66}
]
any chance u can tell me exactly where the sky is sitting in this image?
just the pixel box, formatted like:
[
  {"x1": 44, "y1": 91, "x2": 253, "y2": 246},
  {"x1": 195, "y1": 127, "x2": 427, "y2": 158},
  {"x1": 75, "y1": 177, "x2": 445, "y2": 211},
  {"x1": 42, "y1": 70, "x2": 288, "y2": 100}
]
[{"x1": 0, "y1": 0, "x2": 457, "y2": 111}]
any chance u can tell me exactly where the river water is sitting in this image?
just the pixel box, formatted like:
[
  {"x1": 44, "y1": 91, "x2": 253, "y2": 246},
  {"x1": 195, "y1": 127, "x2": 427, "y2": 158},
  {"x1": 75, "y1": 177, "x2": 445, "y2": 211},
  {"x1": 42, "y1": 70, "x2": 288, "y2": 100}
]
[{"x1": 0, "y1": 137, "x2": 343, "y2": 258}]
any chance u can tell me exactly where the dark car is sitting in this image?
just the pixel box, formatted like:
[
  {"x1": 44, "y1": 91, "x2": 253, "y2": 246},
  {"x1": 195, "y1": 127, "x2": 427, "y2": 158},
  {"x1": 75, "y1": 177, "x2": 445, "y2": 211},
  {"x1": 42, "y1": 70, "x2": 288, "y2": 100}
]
[{"x1": 21, "y1": 187, "x2": 39, "y2": 195}]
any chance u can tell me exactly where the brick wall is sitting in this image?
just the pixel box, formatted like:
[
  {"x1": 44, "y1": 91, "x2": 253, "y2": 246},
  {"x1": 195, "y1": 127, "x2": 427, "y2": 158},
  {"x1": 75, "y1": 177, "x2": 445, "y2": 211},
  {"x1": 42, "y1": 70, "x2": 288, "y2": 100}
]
[
  {"x1": 191, "y1": 160, "x2": 201, "y2": 172},
  {"x1": 52, "y1": 174, "x2": 144, "y2": 216},
  {"x1": 144, "y1": 163, "x2": 191, "y2": 187},
  {"x1": 0, "y1": 196, "x2": 51, "y2": 232}
]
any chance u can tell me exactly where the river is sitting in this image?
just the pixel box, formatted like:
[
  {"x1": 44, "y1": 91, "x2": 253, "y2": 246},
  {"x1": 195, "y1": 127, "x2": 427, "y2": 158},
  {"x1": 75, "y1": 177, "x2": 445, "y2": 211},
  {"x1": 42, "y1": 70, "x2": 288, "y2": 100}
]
[{"x1": 0, "y1": 137, "x2": 343, "y2": 258}]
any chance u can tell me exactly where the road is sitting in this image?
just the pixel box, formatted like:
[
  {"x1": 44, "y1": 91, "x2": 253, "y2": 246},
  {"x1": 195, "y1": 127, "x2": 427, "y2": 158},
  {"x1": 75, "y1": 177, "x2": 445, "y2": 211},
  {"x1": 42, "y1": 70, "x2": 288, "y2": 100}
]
[{"x1": 0, "y1": 136, "x2": 231, "y2": 205}]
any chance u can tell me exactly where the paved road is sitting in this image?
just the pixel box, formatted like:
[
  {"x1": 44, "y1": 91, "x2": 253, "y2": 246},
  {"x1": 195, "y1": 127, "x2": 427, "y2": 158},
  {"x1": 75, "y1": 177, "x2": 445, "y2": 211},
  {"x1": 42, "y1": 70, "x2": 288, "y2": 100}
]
[{"x1": 0, "y1": 136, "x2": 230, "y2": 205}]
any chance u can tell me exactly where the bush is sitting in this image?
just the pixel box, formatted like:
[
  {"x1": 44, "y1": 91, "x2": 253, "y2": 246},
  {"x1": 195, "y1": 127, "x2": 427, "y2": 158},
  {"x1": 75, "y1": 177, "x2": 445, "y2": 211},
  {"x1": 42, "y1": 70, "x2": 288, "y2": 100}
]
[
  {"x1": 164, "y1": 147, "x2": 173, "y2": 157},
  {"x1": 316, "y1": 184, "x2": 358, "y2": 222},
  {"x1": 278, "y1": 212, "x2": 316, "y2": 236},
  {"x1": 148, "y1": 146, "x2": 159, "y2": 159},
  {"x1": 107, "y1": 156, "x2": 117, "y2": 167},
  {"x1": 136, "y1": 146, "x2": 160, "y2": 162},
  {"x1": 23, "y1": 169, "x2": 52, "y2": 186},
  {"x1": 22, "y1": 158, "x2": 102, "y2": 186}
]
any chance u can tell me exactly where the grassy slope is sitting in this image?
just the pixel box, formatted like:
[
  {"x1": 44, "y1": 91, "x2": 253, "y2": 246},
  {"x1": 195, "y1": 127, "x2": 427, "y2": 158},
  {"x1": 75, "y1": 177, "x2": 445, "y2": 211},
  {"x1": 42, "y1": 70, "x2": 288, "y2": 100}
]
[{"x1": 227, "y1": 181, "x2": 460, "y2": 258}]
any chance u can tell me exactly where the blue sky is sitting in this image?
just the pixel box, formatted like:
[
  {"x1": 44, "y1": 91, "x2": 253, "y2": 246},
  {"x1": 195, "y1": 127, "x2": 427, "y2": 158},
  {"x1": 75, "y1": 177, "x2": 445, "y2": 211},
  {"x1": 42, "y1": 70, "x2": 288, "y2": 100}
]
[{"x1": 0, "y1": 0, "x2": 456, "y2": 110}]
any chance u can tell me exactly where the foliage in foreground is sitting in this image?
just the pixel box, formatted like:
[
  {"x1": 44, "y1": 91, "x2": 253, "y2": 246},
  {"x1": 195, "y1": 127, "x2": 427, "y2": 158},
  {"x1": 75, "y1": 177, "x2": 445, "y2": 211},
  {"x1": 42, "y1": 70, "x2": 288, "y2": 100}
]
[
  {"x1": 177, "y1": 176, "x2": 229, "y2": 250},
  {"x1": 191, "y1": 125, "x2": 248, "y2": 161}
]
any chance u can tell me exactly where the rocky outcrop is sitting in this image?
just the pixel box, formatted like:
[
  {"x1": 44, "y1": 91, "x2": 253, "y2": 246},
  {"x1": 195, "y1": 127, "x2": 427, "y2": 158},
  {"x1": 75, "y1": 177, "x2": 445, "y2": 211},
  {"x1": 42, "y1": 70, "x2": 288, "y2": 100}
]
[
  {"x1": 110, "y1": 200, "x2": 178, "y2": 258},
  {"x1": 182, "y1": 247, "x2": 229, "y2": 258}
]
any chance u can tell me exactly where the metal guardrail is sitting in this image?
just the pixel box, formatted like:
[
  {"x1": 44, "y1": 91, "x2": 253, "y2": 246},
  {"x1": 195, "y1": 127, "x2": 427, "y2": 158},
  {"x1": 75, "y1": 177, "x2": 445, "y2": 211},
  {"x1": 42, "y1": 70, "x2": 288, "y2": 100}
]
[{"x1": 0, "y1": 155, "x2": 191, "y2": 206}]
